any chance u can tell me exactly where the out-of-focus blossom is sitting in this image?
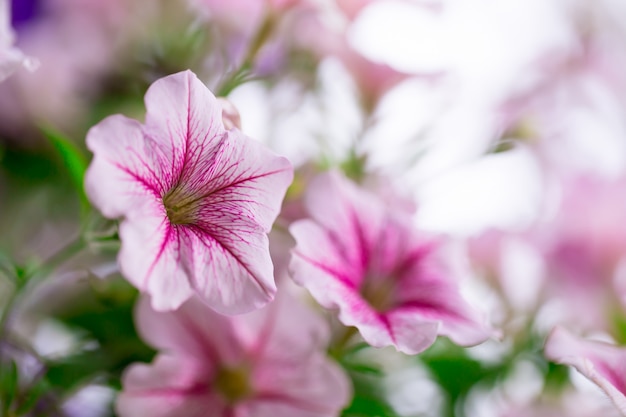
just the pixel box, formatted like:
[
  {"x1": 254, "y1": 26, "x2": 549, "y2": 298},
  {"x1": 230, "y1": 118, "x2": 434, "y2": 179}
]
[
  {"x1": 336, "y1": 0, "x2": 443, "y2": 22},
  {"x1": 85, "y1": 70, "x2": 293, "y2": 313},
  {"x1": 311, "y1": 1, "x2": 443, "y2": 113},
  {"x1": 530, "y1": 174, "x2": 626, "y2": 332},
  {"x1": 544, "y1": 326, "x2": 626, "y2": 416},
  {"x1": 469, "y1": 171, "x2": 626, "y2": 335},
  {"x1": 0, "y1": 0, "x2": 125, "y2": 139},
  {"x1": 497, "y1": 397, "x2": 622, "y2": 417},
  {"x1": 538, "y1": 175, "x2": 626, "y2": 289},
  {"x1": 497, "y1": 0, "x2": 626, "y2": 176},
  {"x1": 466, "y1": 380, "x2": 623, "y2": 417},
  {"x1": 333, "y1": 39, "x2": 414, "y2": 113},
  {"x1": 289, "y1": 170, "x2": 490, "y2": 355},
  {"x1": 188, "y1": 0, "x2": 300, "y2": 33},
  {"x1": 117, "y1": 293, "x2": 351, "y2": 417},
  {"x1": 0, "y1": 0, "x2": 35, "y2": 82}
]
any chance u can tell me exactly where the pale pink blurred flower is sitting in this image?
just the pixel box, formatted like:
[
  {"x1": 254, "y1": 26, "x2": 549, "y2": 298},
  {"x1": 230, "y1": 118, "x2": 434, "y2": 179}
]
[
  {"x1": 469, "y1": 173, "x2": 626, "y2": 334},
  {"x1": 0, "y1": 0, "x2": 35, "y2": 82},
  {"x1": 540, "y1": 175, "x2": 626, "y2": 288},
  {"x1": 531, "y1": 174, "x2": 626, "y2": 331},
  {"x1": 85, "y1": 70, "x2": 293, "y2": 313},
  {"x1": 468, "y1": 384, "x2": 623, "y2": 417},
  {"x1": 498, "y1": 0, "x2": 626, "y2": 176},
  {"x1": 188, "y1": 0, "x2": 302, "y2": 33},
  {"x1": 0, "y1": 0, "x2": 126, "y2": 138},
  {"x1": 545, "y1": 326, "x2": 626, "y2": 416},
  {"x1": 117, "y1": 293, "x2": 351, "y2": 417},
  {"x1": 336, "y1": 0, "x2": 442, "y2": 21},
  {"x1": 289, "y1": 170, "x2": 490, "y2": 355},
  {"x1": 298, "y1": 1, "x2": 442, "y2": 113},
  {"x1": 336, "y1": 40, "x2": 414, "y2": 113},
  {"x1": 308, "y1": 28, "x2": 402, "y2": 111},
  {"x1": 497, "y1": 395, "x2": 622, "y2": 417}
]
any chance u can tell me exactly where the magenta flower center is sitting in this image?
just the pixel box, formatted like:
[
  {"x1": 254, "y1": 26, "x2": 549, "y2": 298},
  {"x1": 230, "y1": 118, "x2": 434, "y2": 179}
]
[
  {"x1": 360, "y1": 276, "x2": 397, "y2": 312},
  {"x1": 162, "y1": 186, "x2": 201, "y2": 225},
  {"x1": 213, "y1": 365, "x2": 253, "y2": 404}
]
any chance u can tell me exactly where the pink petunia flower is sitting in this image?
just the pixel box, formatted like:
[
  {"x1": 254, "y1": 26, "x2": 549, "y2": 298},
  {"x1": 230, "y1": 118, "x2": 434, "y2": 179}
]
[
  {"x1": 544, "y1": 326, "x2": 626, "y2": 416},
  {"x1": 117, "y1": 293, "x2": 351, "y2": 417},
  {"x1": 85, "y1": 70, "x2": 293, "y2": 314},
  {"x1": 289, "y1": 170, "x2": 490, "y2": 355}
]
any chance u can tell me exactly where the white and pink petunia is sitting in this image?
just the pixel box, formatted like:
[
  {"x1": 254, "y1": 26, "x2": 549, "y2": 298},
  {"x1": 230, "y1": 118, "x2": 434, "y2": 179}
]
[
  {"x1": 544, "y1": 326, "x2": 626, "y2": 416},
  {"x1": 85, "y1": 70, "x2": 293, "y2": 313},
  {"x1": 289, "y1": 171, "x2": 490, "y2": 355},
  {"x1": 117, "y1": 293, "x2": 351, "y2": 417}
]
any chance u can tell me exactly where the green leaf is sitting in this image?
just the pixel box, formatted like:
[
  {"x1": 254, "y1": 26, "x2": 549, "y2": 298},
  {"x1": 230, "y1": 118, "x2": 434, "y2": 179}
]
[
  {"x1": 0, "y1": 359, "x2": 19, "y2": 414},
  {"x1": 419, "y1": 338, "x2": 503, "y2": 417},
  {"x1": 341, "y1": 370, "x2": 401, "y2": 417},
  {"x1": 45, "y1": 350, "x2": 111, "y2": 392},
  {"x1": 40, "y1": 125, "x2": 89, "y2": 213},
  {"x1": 14, "y1": 377, "x2": 51, "y2": 415},
  {"x1": 48, "y1": 278, "x2": 154, "y2": 392}
]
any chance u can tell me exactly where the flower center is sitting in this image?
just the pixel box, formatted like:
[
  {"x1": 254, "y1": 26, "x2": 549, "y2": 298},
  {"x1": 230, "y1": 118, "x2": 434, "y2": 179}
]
[
  {"x1": 162, "y1": 186, "x2": 199, "y2": 225},
  {"x1": 360, "y1": 276, "x2": 397, "y2": 312},
  {"x1": 214, "y1": 365, "x2": 253, "y2": 404}
]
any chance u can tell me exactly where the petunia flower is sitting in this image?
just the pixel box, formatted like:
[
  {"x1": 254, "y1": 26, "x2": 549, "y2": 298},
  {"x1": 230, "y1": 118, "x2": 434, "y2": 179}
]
[
  {"x1": 116, "y1": 293, "x2": 351, "y2": 417},
  {"x1": 289, "y1": 170, "x2": 490, "y2": 355},
  {"x1": 544, "y1": 326, "x2": 626, "y2": 416},
  {"x1": 85, "y1": 70, "x2": 293, "y2": 313}
]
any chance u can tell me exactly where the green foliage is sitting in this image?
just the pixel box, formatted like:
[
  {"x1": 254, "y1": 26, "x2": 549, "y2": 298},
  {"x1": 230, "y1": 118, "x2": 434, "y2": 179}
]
[
  {"x1": 0, "y1": 359, "x2": 19, "y2": 415},
  {"x1": 337, "y1": 344, "x2": 402, "y2": 417},
  {"x1": 40, "y1": 126, "x2": 89, "y2": 213},
  {"x1": 419, "y1": 339, "x2": 502, "y2": 417},
  {"x1": 541, "y1": 361, "x2": 570, "y2": 394},
  {"x1": 13, "y1": 376, "x2": 51, "y2": 416},
  {"x1": 341, "y1": 371, "x2": 403, "y2": 417},
  {"x1": 31, "y1": 277, "x2": 154, "y2": 417},
  {"x1": 47, "y1": 278, "x2": 154, "y2": 391}
]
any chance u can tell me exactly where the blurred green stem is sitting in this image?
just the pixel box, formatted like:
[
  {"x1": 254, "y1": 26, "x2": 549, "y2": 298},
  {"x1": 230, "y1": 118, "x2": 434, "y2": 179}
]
[
  {"x1": 216, "y1": 11, "x2": 278, "y2": 96},
  {"x1": 0, "y1": 237, "x2": 86, "y2": 346},
  {"x1": 329, "y1": 326, "x2": 359, "y2": 360}
]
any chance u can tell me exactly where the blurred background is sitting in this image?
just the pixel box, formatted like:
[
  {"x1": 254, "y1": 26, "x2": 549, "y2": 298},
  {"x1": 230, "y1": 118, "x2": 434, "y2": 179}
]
[{"x1": 2, "y1": 0, "x2": 626, "y2": 416}]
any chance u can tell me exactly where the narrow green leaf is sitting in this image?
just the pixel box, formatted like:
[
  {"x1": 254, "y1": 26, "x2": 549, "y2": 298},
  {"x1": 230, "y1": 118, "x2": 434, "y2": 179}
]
[
  {"x1": 0, "y1": 359, "x2": 19, "y2": 414},
  {"x1": 40, "y1": 125, "x2": 90, "y2": 213},
  {"x1": 14, "y1": 377, "x2": 50, "y2": 415}
]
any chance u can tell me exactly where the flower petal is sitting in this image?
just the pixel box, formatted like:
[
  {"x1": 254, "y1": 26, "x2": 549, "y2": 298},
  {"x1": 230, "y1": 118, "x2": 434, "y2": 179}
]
[
  {"x1": 235, "y1": 291, "x2": 331, "y2": 362},
  {"x1": 117, "y1": 354, "x2": 223, "y2": 417},
  {"x1": 135, "y1": 296, "x2": 245, "y2": 365},
  {"x1": 142, "y1": 70, "x2": 224, "y2": 181},
  {"x1": 290, "y1": 170, "x2": 489, "y2": 354},
  {"x1": 118, "y1": 200, "x2": 193, "y2": 312},
  {"x1": 191, "y1": 129, "x2": 294, "y2": 231},
  {"x1": 545, "y1": 326, "x2": 626, "y2": 416},
  {"x1": 248, "y1": 354, "x2": 351, "y2": 417},
  {"x1": 85, "y1": 115, "x2": 169, "y2": 218},
  {"x1": 175, "y1": 222, "x2": 273, "y2": 315}
]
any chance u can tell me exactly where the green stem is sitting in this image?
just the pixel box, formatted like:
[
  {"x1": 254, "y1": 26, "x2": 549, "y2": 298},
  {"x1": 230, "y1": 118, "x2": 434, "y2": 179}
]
[
  {"x1": 0, "y1": 237, "x2": 86, "y2": 344},
  {"x1": 216, "y1": 11, "x2": 278, "y2": 96},
  {"x1": 329, "y1": 326, "x2": 359, "y2": 360}
]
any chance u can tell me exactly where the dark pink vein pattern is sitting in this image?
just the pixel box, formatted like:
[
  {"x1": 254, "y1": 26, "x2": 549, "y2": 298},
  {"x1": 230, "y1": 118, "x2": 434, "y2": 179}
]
[
  {"x1": 289, "y1": 170, "x2": 491, "y2": 355},
  {"x1": 85, "y1": 70, "x2": 293, "y2": 313}
]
